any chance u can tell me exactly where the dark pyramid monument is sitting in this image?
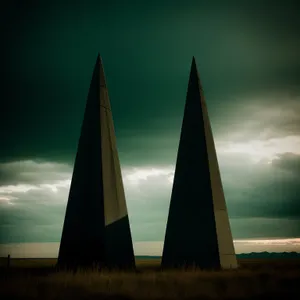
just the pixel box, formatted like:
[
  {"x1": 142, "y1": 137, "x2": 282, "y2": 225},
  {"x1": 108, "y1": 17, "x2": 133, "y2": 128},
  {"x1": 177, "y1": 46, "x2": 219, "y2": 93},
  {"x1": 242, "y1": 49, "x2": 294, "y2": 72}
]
[
  {"x1": 161, "y1": 57, "x2": 237, "y2": 270},
  {"x1": 57, "y1": 54, "x2": 135, "y2": 270}
]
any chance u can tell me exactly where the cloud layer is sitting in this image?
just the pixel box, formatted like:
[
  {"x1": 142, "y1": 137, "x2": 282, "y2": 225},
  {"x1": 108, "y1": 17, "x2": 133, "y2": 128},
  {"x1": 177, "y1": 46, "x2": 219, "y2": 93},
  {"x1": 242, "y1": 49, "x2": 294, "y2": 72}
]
[
  {"x1": 1, "y1": 87, "x2": 300, "y2": 245},
  {"x1": 2, "y1": 1, "x2": 300, "y2": 254}
]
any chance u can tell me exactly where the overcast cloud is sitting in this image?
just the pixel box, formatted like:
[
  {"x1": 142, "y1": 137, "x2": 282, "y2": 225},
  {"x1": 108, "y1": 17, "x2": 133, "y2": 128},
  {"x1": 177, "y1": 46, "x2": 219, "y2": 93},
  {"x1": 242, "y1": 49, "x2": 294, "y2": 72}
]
[{"x1": 1, "y1": 0, "x2": 299, "y2": 255}]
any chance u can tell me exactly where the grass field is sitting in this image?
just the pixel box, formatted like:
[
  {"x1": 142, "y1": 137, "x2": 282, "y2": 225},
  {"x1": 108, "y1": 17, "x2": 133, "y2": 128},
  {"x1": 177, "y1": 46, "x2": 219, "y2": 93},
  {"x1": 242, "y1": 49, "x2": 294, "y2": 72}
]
[{"x1": 1, "y1": 257, "x2": 300, "y2": 299}]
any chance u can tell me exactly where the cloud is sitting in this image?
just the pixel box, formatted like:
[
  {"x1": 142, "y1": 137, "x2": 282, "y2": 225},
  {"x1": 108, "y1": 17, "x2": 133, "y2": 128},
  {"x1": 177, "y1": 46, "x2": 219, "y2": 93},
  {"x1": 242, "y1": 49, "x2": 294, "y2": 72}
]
[
  {"x1": 122, "y1": 166, "x2": 175, "y2": 241},
  {"x1": 230, "y1": 218, "x2": 300, "y2": 239},
  {"x1": 0, "y1": 160, "x2": 175, "y2": 243},
  {"x1": 0, "y1": 160, "x2": 72, "y2": 186},
  {"x1": 271, "y1": 153, "x2": 300, "y2": 175},
  {"x1": 1, "y1": 150, "x2": 300, "y2": 244},
  {"x1": 123, "y1": 166, "x2": 174, "y2": 186},
  {"x1": 214, "y1": 89, "x2": 300, "y2": 166},
  {"x1": 220, "y1": 159, "x2": 300, "y2": 220},
  {"x1": 0, "y1": 161, "x2": 72, "y2": 207},
  {"x1": 0, "y1": 161, "x2": 175, "y2": 206},
  {"x1": 208, "y1": 90, "x2": 300, "y2": 223}
]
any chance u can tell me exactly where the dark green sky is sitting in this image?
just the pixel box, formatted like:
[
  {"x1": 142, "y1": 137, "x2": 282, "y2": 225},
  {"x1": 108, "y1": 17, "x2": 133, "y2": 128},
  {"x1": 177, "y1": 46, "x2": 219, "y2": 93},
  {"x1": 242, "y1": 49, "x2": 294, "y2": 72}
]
[{"x1": 1, "y1": 0, "x2": 300, "y2": 254}]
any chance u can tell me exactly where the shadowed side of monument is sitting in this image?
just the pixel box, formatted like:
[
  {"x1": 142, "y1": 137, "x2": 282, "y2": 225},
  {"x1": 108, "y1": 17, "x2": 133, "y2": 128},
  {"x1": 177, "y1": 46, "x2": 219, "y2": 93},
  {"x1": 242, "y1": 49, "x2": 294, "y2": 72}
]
[
  {"x1": 57, "y1": 54, "x2": 135, "y2": 270},
  {"x1": 161, "y1": 57, "x2": 237, "y2": 270}
]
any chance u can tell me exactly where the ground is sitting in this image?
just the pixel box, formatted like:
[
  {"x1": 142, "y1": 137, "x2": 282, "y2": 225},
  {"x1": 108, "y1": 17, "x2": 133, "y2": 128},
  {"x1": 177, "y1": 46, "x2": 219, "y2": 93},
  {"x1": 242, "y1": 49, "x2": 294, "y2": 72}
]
[{"x1": 0, "y1": 257, "x2": 299, "y2": 299}]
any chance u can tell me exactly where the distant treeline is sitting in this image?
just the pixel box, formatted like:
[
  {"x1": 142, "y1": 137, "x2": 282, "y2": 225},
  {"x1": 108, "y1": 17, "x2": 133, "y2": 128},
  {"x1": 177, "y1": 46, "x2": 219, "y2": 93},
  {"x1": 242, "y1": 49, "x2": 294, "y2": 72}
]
[
  {"x1": 236, "y1": 252, "x2": 300, "y2": 258},
  {"x1": 135, "y1": 252, "x2": 300, "y2": 260}
]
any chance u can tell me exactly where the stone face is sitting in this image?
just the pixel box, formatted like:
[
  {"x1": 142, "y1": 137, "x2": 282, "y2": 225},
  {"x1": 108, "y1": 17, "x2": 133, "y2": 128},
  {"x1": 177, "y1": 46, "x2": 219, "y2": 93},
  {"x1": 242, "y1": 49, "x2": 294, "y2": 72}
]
[
  {"x1": 161, "y1": 57, "x2": 237, "y2": 270},
  {"x1": 57, "y1": 54, "x2": 135, "y2": 270}
]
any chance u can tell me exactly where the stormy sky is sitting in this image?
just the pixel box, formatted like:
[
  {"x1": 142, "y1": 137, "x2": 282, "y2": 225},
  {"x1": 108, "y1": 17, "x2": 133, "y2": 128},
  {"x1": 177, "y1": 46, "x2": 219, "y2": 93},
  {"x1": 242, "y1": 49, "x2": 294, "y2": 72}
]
[{"x1": 1, "y1": 0, "x2": 300, "y2": 257}]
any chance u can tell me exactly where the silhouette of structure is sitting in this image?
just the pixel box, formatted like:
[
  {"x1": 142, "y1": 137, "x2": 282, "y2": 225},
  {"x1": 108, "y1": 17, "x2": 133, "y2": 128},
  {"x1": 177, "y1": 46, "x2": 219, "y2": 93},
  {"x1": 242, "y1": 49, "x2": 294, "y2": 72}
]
[
  {"x1": 58, "y1": 54, "x2": 135, "y2": 270},
  {"x1": 161, "y1": 57, "x2": 237, "y2": 270}
]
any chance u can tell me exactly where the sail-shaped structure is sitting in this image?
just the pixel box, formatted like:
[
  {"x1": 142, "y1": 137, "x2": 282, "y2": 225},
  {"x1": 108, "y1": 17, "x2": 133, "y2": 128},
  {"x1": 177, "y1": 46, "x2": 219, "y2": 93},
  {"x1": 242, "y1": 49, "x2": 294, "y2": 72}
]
[
  {"x1": 58, "y1": 54, "x2": 135, "y2": 270},
  {"x1": 161, "y1": 57, "x2": 237, "y2": 269}
]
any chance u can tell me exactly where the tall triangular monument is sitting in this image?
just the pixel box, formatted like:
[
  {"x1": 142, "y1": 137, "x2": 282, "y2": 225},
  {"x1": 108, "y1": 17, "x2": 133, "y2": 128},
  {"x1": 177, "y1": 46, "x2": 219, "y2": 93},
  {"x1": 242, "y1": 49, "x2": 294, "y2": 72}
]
[
  {"x1": 58, "y1": 54, "x2": 135, "y2": 270},
  {"x1": 161, "y1": 57, "x2": 237, "y2": 270}
]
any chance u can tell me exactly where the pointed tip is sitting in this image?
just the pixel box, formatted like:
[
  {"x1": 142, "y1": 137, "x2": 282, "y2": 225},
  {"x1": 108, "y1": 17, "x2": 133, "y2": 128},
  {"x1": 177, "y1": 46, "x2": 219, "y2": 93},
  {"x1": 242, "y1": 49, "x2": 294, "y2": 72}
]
[
  {"x1": 190, "y1": 56, "x2": 198, "y2": 73},
  {"x1": 97, "y1": 54, "x2": 106, "y2": 88},
  {"x1": 190, "y1": 56, "x2": 197, "y2": 72},
  {"x1": 95, "y1": 53, "x2": 103, "y2": 69},
  {"x1": 189, "y1": 56, "x2": 203, "y2": 90},
  {"x1": 96, "y1": 53, "x2": 102, "y2": 64}
]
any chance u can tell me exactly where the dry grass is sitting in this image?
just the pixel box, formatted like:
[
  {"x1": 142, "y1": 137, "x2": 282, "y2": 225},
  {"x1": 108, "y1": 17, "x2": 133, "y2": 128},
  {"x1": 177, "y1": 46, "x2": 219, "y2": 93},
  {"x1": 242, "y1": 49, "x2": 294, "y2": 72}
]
[{"x1": 1, "y1": 258, "x2": 300, "y2": 299}]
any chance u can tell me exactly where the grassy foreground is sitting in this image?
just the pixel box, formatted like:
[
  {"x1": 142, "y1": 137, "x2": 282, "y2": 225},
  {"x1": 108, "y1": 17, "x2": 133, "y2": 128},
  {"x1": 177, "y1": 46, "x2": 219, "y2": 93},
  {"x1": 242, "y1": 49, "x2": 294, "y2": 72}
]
[{"x1": 1, "y1": 258, "x2": 300, "y2": 299}]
